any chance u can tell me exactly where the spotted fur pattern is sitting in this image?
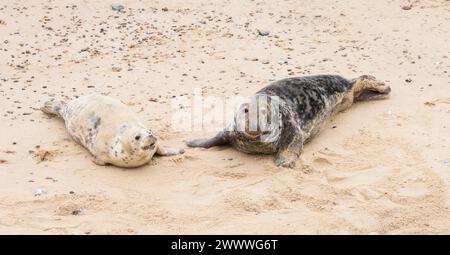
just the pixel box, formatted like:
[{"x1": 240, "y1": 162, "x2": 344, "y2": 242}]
[
  {"x1": 187, "y1": 74, "x2": 390, "y2": 168},
  {"x1": 42, "y1": 95, "x2": 184, "y2": 168}
]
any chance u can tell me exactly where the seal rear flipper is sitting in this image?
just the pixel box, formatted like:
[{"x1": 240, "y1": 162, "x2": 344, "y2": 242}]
[
  {"x1": 350, "y1": 75, "x2": 391, "y2": 102},
  {"x1": 186, "y1": 131, "x2": 229, "y2": 149},
  {"x1": 355, "y1": 89, "x2": 391, "y2": 101},
  {"x1": 41, "y1": 100, "x2": 66, "y2": 117}
]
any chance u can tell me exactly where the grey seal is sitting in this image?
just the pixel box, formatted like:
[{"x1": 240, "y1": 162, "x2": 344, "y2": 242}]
[
  {"x1": 187, "y1": 75, "x2": 390, "y2": 168},
  {"x1": 41, "y1": 94, "x2": 184, "y2": 168}
]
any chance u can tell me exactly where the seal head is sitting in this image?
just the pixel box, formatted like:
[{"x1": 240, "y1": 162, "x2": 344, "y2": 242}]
[
  {"x1": 110, "y1": 124, "x2": 158, "y2": 167},
  {"x1": 226, "y1": 94, "x2": 282, "y2": 154}
]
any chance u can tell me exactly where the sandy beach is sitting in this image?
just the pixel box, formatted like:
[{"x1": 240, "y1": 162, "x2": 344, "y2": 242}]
[{"x1": 1, "y1": 0, "x2": 450, "y2": 234}]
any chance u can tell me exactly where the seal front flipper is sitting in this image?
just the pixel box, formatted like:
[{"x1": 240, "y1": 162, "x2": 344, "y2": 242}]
[
  {"x1": 275, "y1": 133, "x2": 303, "y2": 168},
  {"x1": 156, "y1": 145, "x2": 185, "y2": 156},
  {"x1": 186, "y1": 131, "x2": 229, "y2": 149},
  {"x1": 91, "y1": 156, "x2": 107, "y2": 166},
  {"x1": 275, "y1": 116, "x2": 303, "y2": 168}
]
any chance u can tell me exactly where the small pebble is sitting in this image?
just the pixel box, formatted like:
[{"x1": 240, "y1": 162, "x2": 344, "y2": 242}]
[
  {"x1": 34, "y1": 188, "x2": 47, "y2": 196},
  {"x1": 111, "y1": 4, "x2": 124, "y2": 12},
  {"x1": 72, "y1": 209, "x2": 83, "y2": 215},
  {"x1": 401, "y1": 4, "x2": 412, "y2": 10},
  {"x1": 258, "y1": 30, "x2": 270, "y2": 36},
  {"x1": 111, "y1": 67, "x2": 122, "y2": 72}
]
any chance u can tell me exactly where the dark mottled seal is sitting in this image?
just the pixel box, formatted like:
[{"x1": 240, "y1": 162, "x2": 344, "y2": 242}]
[
  {"x1": 41, "y1": 94, "x2": 184, "y2": 168},
  {"x1": 187, "y1": 75, "x2": 390, "y2": 168}
]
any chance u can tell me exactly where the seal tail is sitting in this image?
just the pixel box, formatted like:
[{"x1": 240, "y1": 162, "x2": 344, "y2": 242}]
[{"x1": 41, "y1": 100, "x2": 66, "y2": 117}]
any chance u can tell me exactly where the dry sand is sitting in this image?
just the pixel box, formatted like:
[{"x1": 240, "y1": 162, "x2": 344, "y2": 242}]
[{"x1": 1, "y1": 0, "x2": 450, "y2": 234}]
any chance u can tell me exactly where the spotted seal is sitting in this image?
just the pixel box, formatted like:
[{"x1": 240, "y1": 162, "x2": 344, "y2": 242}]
[
  {"x1": 41, "y1": 94, "x2": 184, "y2": 168},
  {"x1": 187, "y1": 75, "x2": 390, "y2": 168}
]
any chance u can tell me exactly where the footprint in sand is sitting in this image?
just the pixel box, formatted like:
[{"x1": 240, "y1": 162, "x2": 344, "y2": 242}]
[
  {"x1": 326, "y1": 166, "x2": 392, "y2": 189},
  {"x1": 210, "y1": 169, "x2": 248, "y2": 179},
  {"x1": 311, "y1": 149, "x2": 345, "y2": 168},
  {"x1": 313, "y1": 157, "x2": 334, "y2": 166},
  {"x1": 224, "y1": 190, "x2": 284, "y2": 214}
]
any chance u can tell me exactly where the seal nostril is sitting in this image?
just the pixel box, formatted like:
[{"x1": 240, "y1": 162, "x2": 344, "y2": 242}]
[
  {"x1": 135, "y1": 135, "x2": 141, "y2": 141},
  {"x1": 148, "y1": 135, "x2": 156, "y2": 146}
]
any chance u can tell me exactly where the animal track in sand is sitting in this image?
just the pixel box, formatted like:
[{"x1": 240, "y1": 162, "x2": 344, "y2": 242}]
[
  {"x1": 237, "y1": 130, "x2": 450, "y2": 233},
  {"x1": 224, "y1": 190, "x2": 285, "y2": 214},
  {"x1": 0, "y1": 192, "x2": 176, "y2": 233},
  {"x1": 321, "y1": 132, "x2": 450, "y2": 232},
  {"x1": 315, "y1": 132, "x2": 437, "y2": 198},
  {"x1": 209, "y1": 169, "x2": 248, "y2": 179},
  {"x1": 312, "y1": 156, "x2": 334, "y2": 166},
  {"x1": 281, "y1": 186, "x2": 337, "y2": 212}
]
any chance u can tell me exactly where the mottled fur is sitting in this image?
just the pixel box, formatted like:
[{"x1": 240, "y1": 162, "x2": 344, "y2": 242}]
[
  {"x1": 187, "y1": 75, "x2": 390, "y2": 168},
  {"x1": 42, "y1": 95, "x2": 184, "y2": 168}
]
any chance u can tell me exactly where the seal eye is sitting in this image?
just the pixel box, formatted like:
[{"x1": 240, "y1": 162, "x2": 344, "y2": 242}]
[
  {"x1": 244, "y1": 108, "x2": 249, "y2": 113},
  {"x1": 135, "y1": 135, "x2": 141, "y2": 141}
]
